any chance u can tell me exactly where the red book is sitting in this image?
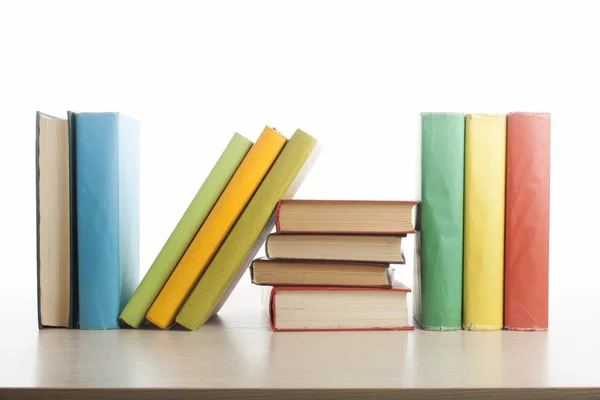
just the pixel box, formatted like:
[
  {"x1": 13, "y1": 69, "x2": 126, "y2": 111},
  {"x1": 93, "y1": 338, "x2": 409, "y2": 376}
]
[
  {"x1": 504, "y1": 112, "x2": 551, "y2": 331},
  {"x1": 265, "y1": 281, "x2": 414, "y2": 332}
]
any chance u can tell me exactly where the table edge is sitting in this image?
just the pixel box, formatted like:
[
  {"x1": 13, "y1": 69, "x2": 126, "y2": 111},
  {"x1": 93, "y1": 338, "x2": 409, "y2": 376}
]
[{"x1": 2, "y1": 387, "x2": 600, "y2": 400}]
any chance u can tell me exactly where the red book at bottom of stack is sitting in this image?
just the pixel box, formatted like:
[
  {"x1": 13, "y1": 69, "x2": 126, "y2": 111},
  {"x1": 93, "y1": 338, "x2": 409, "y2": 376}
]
[{"x1": 263, "y1": 281, "x2": 413, "y2": 332}]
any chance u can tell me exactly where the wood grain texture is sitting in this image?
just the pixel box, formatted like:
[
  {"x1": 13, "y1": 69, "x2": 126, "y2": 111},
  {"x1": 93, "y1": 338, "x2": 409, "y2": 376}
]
[{"x1": 2, "y1": 290, "x2": 600, "y2": 399}]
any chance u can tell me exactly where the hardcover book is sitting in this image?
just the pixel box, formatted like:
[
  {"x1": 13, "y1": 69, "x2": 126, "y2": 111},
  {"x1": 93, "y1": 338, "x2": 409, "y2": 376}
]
[
  {"x1": 462, "y1": 114, "x2": 506, "y2": 331},
  {"x1": 504, "y1": 112, "x2": 550, "y2": 331},
  {"x1": 250, "y1": 258, "x2": 394, "y2": 288},
  {"x1": 265, "y1": 233, "x2": 406, "y2": 264},
  {"x1": 146, "y1": 126, "x2": 286, "y2": 329},
  {"x1": 73, "y1": 112, "x2": 140, "y2": 330},
  {"x1": 276, "y1": 200, "x2": 417, "y2": 234},
  {"x1": 414, "y1": 112, "x2": 465, "y2": 331},
  {"x1": 265, "y1": 281, "x2": 413, "y2": 332},
  {"x1": 35, "y1": 111, "x2": 78, "y2": 329},
  {"x1": 119, "y1": 133, "x2": 252, "y2": 328},
  {"x1": 175, "y1": 129, "x2": 320, "y2": 330}
]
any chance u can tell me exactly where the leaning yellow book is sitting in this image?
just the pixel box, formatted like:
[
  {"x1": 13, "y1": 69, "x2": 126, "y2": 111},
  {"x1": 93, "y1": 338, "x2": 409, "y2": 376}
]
[
  {"x1": 462, "y1": 114, "x2": 506, "y2": 331},
  {"x1": 146, "y1": 126, "x2": 286, "y2": 329}
]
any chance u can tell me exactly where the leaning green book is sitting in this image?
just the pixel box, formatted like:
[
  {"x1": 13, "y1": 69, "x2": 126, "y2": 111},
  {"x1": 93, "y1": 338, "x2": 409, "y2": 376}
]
[
  {"x1": 176, "y1": 129, "x2": 320, "y2": 330},
  {"x1": 414, "y1": 112, "x2": 465, "y2": 330},
  {"x1": 119, "y1": 133, "x2": 253, "y2": 328}
]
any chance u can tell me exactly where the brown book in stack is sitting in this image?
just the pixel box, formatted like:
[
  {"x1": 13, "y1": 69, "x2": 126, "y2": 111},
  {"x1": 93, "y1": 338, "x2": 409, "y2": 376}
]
[{"x1": 250, "y1": 200, "x2": 417, "y2": 332}]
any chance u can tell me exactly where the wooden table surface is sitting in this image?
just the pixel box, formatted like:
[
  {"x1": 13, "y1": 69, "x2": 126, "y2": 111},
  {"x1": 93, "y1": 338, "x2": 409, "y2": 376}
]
[{"x1": 1, "y1": 283, "x2": 599, "y2": 400}]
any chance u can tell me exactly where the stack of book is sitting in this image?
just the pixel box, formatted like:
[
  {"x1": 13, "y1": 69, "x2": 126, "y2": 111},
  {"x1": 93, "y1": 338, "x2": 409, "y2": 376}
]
[
  {"x1": 415, "y1": 112, "x2": 551, "y2": 332},
  {"x1": 36, "y1": 110, "x2": 320, "y2": 330},
  {"x1": 249, "y1": 200, "x2": 418, "y2": 332}
]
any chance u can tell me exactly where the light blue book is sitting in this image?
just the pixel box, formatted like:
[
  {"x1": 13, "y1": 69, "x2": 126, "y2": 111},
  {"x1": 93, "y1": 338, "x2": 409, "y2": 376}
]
[{"x1": 72, "y1": 112, "x2": 140, "y2": 330}]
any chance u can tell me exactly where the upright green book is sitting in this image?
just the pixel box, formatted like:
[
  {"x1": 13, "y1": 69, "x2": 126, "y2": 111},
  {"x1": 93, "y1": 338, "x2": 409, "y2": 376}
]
[
  {"x1": 119, "y1": 133, "x2": 253, "y2": 328},
  {"x1": 176, "y1": 129, "x2": 320, "y2": 330},
  {"x1": 414, "y1": 112, "x2": 465, "y2": 330}
]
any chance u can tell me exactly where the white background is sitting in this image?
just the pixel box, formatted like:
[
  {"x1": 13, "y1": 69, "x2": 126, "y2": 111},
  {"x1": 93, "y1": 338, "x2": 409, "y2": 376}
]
[{"x1": 1, "y1": 0, "x2": 598, "y2": 328}]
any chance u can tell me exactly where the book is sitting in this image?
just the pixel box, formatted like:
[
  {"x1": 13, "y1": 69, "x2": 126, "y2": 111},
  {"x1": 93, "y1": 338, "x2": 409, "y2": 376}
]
[
  {"x1": 504, "y1": 112, "x2": 551, "y2": 331},
  {"x1": 35, "y1": 112, "x2": 77, "y2": 329},
  {"x1": 414, "y1": 112, "x2": 465, "y2": 331},
  {"x1": 265, "y1": 233, "x2": 405, "y2": 264},
  {"x1": 146, "y1": 126, "x2": 286, "y2": 329},
  {"x1": 276, "y1": 200, "x2": 417, "y2": 234},
  {"x1": 250, "y1": 257, "x2": 394, "y2": 288},
  {"x1": 265, "y1": 281, "x2": 413, "y2": 331},
  {"x1": 462, "y1": 114, "x2": 506, "y2": 331},
  {"x1": 73, "y1": 112, "x2": 140, "y2": 330},
  {"x1": 175, "y1": 129, "x2": 320, "y2": 330},
  {"x1": 119, "y1": 133, "x2": 252, "y2": 328}
]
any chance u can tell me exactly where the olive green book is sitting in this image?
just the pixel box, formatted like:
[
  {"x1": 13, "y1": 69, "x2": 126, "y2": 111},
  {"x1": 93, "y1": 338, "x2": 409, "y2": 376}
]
[
  {"x1": 119, "y1": 133, "x2": 253, "y2": 328},
  {"x1": 176, "y1": 129, "x2": 320, "y2": 330},
  {"x1": 414, "y1": 112, "x2": 465, "y2": 330}
]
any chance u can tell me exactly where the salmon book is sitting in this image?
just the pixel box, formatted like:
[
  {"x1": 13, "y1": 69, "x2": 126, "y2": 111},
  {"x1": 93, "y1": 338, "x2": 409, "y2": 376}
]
[{"x1": 504, "y1": 112, "x2": 550, "y2": 331}]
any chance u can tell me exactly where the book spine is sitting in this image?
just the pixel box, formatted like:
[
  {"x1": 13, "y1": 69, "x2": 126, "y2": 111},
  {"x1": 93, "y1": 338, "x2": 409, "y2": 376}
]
[
  {"x1": 275, "y1": 200, "x2": 284, "y2": 232},
  {"x1": 504, "y1": 113, "x2": 550, "y2": 331},
  {"x1": 415, "y1": 113, "x2": 465, "y2": 330},
  {"x1": 462, "y1": 114, "x2": 506, "y2": 331},
  {"x1": 268, "y1": 287, "x2": 277, "y2": 330},
  {"x1": 76, "y1": 113, "x2": 120, "y2": 329},
  {"x1": 67, "y1": 112, "x2": 79, "y2": 329}
]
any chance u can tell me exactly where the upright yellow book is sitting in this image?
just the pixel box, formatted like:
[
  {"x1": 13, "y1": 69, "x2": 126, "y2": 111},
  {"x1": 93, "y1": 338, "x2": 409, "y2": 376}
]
[
  {"x1": 146, "y1": 126, "x2": 286, "y2": 328},
  {"x1": 462, "y1": 114, "x2": 506, "y2": 331}
]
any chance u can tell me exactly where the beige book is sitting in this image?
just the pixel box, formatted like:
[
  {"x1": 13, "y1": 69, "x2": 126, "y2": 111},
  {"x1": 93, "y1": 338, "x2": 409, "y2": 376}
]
[
  {"x1": 250, "y1": 257, "x2": 394, "y2": 287},
  {"x1": 266, "y1": 233, "x2": 405, "y2": 264},
  {"x1": 36, "y1": 111, "x2": 73, "y2": 328},
  {"x1": 264, "y1": 279, "x2": 413, "y2": 331},
  {"x1": 276, "y1": 200, "x2": 418, "y2": 234}
]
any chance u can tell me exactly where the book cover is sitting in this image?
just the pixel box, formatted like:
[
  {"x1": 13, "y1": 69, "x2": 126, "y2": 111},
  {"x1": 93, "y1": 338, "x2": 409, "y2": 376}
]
[
  {"x1": 267, "y1": 283, "x2": 414, "y2": 332},
  {"x1": 504, "y1": 112, "x2": 551, "y2": 331},
  {"x1": 462, "y1": 114, "x2": 506, "y2": 331},
  {"x1": 146, "y1": 126, "x2": 286, "y2": 329},
  {"x1": 414, "y1": 112, "x2": 465, "y2": 331},
  {"x1": 119, "y1": 133, "x2": 252, "y2": 328},
  {"x1": 74, "y1": 112, "x2": 140, "y2": 330},
  {"x1": 175, "y1": 129, "x2": 320, "y2": 330},
  {"x1": 35, "y1": 111, "x2": 78, "y2": 329}
]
